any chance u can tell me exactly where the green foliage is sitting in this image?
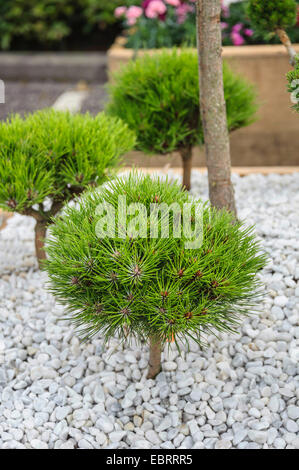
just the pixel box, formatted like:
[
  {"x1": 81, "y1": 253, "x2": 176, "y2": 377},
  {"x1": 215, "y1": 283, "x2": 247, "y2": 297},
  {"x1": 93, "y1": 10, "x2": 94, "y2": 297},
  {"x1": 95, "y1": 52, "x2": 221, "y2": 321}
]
[
  {"x1": 247, "y1": 0, "x2": 297, "y2": 34},
  {"x1": 0, "y1": 0, "x2": 134, "y2": 50},
  {"x1": 83, "y1": 0, "x2": 136, "y2": 32},
  {"x1": 287, "y1": 57, "x2": 299, "y2": 112},
  {"x1": 107, "y1": 49, "x2": 258, "y2": 155},
  {"x1": 45, "y1": 173, "x2": 266, "y2": 348},
  {"x1": 0, "y1": 109, "x2": 135, "y2": 216}
]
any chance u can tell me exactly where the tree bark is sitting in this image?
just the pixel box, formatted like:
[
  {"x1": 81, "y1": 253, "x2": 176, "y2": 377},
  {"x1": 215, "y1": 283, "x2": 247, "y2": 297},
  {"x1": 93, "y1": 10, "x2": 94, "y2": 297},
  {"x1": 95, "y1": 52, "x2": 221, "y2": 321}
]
[
  {"x1": 276, "y1": 28, "x2": 297, "y2": 66},
  {"x1": 34, "y1": 220, "x2": 47, "y2": 269},
  {"x1": 147, "y1": 336, "x2": 162, "y2": 379},
  {"x1": 180, "y1": 146, "x2": 193, "y2": 191},
  {"x1": 196, "y1": 0, "x2": 236, "y2": 215}
]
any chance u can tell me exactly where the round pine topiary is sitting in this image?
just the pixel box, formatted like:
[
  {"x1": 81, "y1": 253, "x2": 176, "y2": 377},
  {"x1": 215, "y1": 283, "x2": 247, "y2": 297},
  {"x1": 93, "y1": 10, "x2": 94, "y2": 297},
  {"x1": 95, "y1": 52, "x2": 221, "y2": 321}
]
[
  {"x1": 107, "y1": 49, "x2": 258, "y2": 191},
  {"x1": 0, "y1": 109, "x2": 135, "y2": 267},
  {"x1": 45, "y1": 173, "x2": 266, "y2": 379},
  {"x1": 247, "y1": 0, "x2": 297, "y2": 34}
]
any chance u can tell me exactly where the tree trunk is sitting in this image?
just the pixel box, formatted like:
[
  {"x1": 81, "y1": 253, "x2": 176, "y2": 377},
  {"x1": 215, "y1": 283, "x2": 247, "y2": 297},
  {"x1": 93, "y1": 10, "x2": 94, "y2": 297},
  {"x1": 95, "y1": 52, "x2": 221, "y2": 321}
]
[
  {"x1": 180, "y1": 147, "x2": 193, "y2": 191},
  {"x1": 35, "y1": 221, "x2": 47, "y2": 269},
  {"x1": 147, "y1": 336, "x2": 162, "y2": 379},
  {"x1": 196, "y1": 0, "x2": 236, "y2": 215},
  {"x1": 276, "y1": 28, "x2": 297, "y2": 66}
]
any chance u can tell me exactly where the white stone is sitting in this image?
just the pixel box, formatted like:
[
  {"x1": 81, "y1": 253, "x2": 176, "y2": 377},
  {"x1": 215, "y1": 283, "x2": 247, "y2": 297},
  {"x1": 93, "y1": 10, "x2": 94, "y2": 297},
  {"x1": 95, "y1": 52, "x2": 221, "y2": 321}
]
[
  {"x1": 247, "y1": 431, "x2": 268, "y2": 444},
  {"x1": 31, "y1": 439, "x2": 49, "y2": 449},
  {"x1": 55, "y1": 406, "x2": 72, "y2": 420},
  {"x1": 73, "y1": 409, "x2": 89, "y2": 421},
  {"x1": 287, "y1": 405, "x2": 299, "y2": 420},
  {"x1": 96, "y1": 416, "x2": 114, "y2": 433},
  {"x1": 274, "y1": 296, "x2": 288, "y2": 307},
  {"x1": 109, "y1": 431, "x2": 126, "y2": 443}
]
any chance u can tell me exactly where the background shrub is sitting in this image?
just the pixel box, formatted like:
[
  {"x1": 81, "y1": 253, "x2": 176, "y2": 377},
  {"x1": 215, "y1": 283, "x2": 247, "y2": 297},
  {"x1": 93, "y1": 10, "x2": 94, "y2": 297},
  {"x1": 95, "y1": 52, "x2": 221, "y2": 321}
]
[
  {"x1": 0, "y1": 0, "x2": 135, "y2": 50},
  {"x1": 246, "y1": 0, "x2": 297, "y2": 35},
  {"x1": 0, "y1": 109, "x2": 135, "y2": 265},
  {"x1": 107, "y1": 49, "x2": 257, "y2": 190}
]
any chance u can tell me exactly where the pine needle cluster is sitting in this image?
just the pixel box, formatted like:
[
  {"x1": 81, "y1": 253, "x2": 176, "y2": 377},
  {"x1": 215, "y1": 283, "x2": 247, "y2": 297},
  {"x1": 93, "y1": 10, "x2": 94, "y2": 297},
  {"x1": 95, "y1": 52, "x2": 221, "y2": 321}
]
[
  {"x1": 247, "y1": 0, "x2": 297, "y2": 34},
  {"x1": 45, "y1": 173, "x2": 267, "y2": 350}
]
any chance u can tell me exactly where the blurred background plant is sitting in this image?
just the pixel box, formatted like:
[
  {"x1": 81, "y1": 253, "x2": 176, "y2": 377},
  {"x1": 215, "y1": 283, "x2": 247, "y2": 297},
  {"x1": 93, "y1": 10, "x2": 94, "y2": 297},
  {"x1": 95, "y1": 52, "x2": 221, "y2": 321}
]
[
  {"x1": 0, "y1": 0, "x2": 298, "y2": 51},
  {"x1": 0, "y1": 0, "x2": 135, "y2": 50},
  {"x1": 116, "y1": 0, "x2": 299, "y2": 49}
]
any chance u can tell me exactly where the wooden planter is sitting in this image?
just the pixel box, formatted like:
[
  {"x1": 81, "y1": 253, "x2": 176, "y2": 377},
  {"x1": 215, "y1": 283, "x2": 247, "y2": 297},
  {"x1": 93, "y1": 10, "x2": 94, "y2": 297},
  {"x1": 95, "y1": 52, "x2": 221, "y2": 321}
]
[{"x1": 108, "y1": 39, "x2": 299, "y2": 168}]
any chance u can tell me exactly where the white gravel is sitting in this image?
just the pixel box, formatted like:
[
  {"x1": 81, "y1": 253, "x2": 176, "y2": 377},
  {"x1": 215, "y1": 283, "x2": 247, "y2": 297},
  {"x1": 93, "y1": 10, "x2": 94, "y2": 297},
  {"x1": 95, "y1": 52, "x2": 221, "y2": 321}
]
[{"x1": 0, "y1": 171, "x2": 298, "y2": 449}]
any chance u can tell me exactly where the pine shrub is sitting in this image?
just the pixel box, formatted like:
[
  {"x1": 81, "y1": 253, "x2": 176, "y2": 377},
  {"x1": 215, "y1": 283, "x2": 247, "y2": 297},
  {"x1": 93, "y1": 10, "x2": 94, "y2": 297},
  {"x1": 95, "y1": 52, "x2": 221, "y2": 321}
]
[
  {"x1": 0, "y1": 109, "x2": 135, "y2": 267},
  {"x1": 107, "y1": 49, "x2": 258, "y2": 191},
  {"x1": 45, "y1": 173, "x2": 266, "y2": 378},
  {"x1": 247, "y1": 0, "x2": 297, "y2": 34}
]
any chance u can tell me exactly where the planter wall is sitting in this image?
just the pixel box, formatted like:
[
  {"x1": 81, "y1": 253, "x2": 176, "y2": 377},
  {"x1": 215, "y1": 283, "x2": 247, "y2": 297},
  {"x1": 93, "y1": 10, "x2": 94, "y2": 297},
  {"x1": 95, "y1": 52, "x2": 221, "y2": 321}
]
[{"x1": 108, "y1": 40, "x2": 299, "y2": 167}]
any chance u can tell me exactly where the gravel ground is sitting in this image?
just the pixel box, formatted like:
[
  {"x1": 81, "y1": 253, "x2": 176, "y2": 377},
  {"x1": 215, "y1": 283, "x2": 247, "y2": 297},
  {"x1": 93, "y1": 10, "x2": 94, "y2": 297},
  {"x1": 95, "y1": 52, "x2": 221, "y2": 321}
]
[{"x1": 0, "y1": 171, "x2": 298, "y2": 449}]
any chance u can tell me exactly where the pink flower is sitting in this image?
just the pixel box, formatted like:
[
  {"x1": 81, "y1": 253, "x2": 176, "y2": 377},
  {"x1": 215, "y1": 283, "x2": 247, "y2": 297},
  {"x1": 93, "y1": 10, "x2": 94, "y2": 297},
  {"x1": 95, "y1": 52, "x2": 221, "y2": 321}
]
[
  {"x1": 114, "y1": 6, "x2": 127, "y2": 18},
  {"x1": 231, "y1": 31, "x2": 244, "y2": 46},
  {"x1": 127, "y1": 6, "x2": 143, "y2": 19},
  {"x1": 222, "y1": 5, "x2": 229, "y2": 18},
  {"x1": 176, "y1": 3, "x2": 193, "y2": 24},
  {"x1": 221, "y1": 22, "x2": 228, "y2": 30},
  {"x1": 145, "y1": 0, "x2": 167, "y2": 19},
  {"x1": 232, "y1": 23, "x2": 243, "y2": 33},
  {"x1": 165, "y1": 0, "x2": 180, "y2": 6},
  {"x1": 244, "y1": 28, "x2": 254, "y2": 37},
  {"x1": 126, "y1": 5, "x2": 143, "y2": 25},
  {"x1": 142, "y1": 0, "x2": 153, "y2": 8}
]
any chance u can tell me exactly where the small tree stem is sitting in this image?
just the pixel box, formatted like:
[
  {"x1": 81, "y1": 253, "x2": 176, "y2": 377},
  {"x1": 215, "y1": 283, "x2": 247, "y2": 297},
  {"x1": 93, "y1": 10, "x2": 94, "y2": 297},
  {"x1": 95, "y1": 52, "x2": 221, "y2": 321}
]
[
  {"x1": 180, "y1": 147, "x2": 193, "y2": 191},
  {"x1": 196, "y1": 0, "x2": 237, "y2": 215},
  {"x1": 34, "y1": 220, "x2": 47, "y2": 269},
  {"x1": 276, "y1": 28, "x2": 297, "y2": 66},
  {"x1": 147, "y1": 336, "x2": 162, "y2": 379}
]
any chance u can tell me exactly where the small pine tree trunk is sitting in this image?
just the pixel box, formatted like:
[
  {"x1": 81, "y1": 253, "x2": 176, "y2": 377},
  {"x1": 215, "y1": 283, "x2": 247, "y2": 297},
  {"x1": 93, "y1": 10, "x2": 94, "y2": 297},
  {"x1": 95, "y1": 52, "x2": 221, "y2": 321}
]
[
  {"x1": 196, "y1": 0, "x2": 236, "y2": 215},
  {"x1": 34, "y1": 220, "x2": 47, "y2": 269},
  {"x1": 147, "y1": 336, "x2": 162, "y2": 379},
  {"x1": 180, "y1": 146, "x2": 193, "y2": 191},
  {"x1": 276, "y1": 28, "x2": 297, "y2": 66}
]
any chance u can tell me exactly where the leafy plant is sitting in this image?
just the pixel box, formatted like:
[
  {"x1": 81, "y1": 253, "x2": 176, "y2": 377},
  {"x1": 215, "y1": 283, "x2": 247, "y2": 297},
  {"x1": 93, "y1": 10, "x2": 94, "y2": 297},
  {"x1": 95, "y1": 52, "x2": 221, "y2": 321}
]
[
  {"x1": 107, "y1": 49, "x2": 258, "y2": 190},
  {"x1": 45, "y1": 173, "x2": 266, "y2": 379},
  {"x1": 287, "y1": 57, "x2": 299, "y2": 112},
  {"x1": 0, "y1": 109, "x2": 135, "y2": 266},
  {"x1": 246, "y1": 0, "x2": 297, "y2": 34}
]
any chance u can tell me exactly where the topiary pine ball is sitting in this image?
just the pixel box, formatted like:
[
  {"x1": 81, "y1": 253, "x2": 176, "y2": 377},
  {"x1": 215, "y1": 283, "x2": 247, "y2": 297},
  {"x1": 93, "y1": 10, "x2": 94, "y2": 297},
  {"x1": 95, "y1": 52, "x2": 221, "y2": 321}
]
[
  {"x1": 247, "y1": 0, "x2": 297, "y2": 34},
  {"x1": 45, "y1": 174, "x2": 266, "y2": 348},
  {"x1": 107, "y1": 49, "x2": 257, "y2": 155}
]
